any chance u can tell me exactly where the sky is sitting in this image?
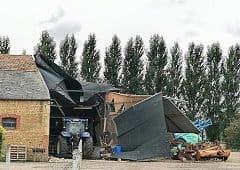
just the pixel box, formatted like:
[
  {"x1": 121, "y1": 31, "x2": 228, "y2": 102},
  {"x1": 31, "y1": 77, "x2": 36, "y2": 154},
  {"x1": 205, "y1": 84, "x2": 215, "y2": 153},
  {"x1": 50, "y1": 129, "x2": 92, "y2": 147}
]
[{"x1": 1, "y1": 0, "x2": 240, "y2": 60}]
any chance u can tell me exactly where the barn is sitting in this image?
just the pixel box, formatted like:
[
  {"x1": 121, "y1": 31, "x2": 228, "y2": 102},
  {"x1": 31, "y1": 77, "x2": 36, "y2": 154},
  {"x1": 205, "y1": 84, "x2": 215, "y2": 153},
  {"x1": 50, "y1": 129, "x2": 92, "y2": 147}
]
[
  {"x1": 0, "y1": 54, "x2": 198, "y2": 161},
  {"x1": 0, "y1": 55, "x2": 50, "y2": 161}
]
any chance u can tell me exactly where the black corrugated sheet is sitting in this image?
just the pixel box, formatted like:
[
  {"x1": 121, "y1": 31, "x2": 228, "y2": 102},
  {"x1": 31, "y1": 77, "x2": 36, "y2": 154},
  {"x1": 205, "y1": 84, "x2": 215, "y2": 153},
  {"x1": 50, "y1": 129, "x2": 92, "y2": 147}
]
[{"x1": 112, "y1": 93, "x2": 199, "y2": 161}]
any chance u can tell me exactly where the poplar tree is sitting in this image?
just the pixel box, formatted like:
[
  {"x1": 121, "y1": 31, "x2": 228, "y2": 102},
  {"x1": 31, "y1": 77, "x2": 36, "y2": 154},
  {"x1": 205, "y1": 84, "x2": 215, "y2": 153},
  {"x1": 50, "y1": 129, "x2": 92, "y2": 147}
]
[
  {"x1": 34, "y1": 30, "x2": 57, "y2": 62},
  {"x1": 104, "y1": 35, "x2": 122, "y2": 86},
  {"x1": 222, "y1": 44, "x2": 240, "y2": 135},
  {"x1": 166, "y1": 42, "x2": 183, "y2": 98},
  {"x1": 144, "y1": 34, "x2": 168, "y2": 94},
  {"x1": 182, "y1": 43, "x2": 205, "y2": 121},
  {"x1": 80, "y1": 34, "x2": 101, "y2": 82},
  {"x1": 21, "y1": 49, "x2": 27, "y2": 55},
  {"x1": 204, "y1": 43, "x2": 223, "y2": 141},
  {"x1": 0, "y1": 36, "x2": 10, "y2": 54},
  {"x1": 59, "y1": 34, "x2": 79, "y2": 79},
  {"x1": 122, "y1": 36, "x2": 144, "y2": 94}
]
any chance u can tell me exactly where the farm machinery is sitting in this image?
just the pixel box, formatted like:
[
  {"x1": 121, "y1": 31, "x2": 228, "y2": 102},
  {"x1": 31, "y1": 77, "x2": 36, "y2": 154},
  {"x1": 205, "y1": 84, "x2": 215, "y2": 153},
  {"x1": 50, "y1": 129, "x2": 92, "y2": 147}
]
[
  {"x1": 170, "y1": 139, "x2": 231, "y2": 161},
  {"x1": 56, "y1": 117, "x2": 94, "y2": 158}
]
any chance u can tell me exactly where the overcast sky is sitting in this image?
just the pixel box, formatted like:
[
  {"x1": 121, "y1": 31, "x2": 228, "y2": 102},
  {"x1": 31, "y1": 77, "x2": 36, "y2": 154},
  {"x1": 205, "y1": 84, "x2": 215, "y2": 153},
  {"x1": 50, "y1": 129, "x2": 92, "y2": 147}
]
[{"x1": 1, "y1": 0, "x2": 240, "y2": 58}]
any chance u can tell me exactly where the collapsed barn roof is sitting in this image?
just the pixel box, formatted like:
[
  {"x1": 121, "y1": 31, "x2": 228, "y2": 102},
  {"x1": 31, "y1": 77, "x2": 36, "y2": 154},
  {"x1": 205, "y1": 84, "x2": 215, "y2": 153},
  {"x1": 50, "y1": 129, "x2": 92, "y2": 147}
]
[
  {"x1": 163, "y1": 97, "x2": 199, "y2": 133},
  {"x1": 0, "y1": 55, "x2": 50, "y2": 100},
  {"x1": 112, "y1": 93, "x2": 199, "y2": 161},
  {"x1": 80, "y1": 81, "x2": 120, "y2": 106},
  {"x1": 35, "y1": 55, "x2": 83, "y2": 106},
  {"x1": 35, "y1": 55, "x2": 120, "y2": 107}
]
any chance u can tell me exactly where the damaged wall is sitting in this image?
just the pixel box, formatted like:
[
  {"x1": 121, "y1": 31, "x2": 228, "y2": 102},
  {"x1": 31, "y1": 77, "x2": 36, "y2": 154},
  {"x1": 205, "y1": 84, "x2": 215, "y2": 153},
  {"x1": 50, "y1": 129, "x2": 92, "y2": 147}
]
[{"x1": 105, "y1": 92, "x2": 150, "y2": 117}]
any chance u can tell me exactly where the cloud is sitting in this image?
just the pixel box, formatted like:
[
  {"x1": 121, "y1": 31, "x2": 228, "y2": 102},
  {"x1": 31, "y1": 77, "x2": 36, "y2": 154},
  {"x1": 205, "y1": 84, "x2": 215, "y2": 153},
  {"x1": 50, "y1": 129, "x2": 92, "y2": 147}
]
[
  {"x1": 48, "y1": 22, "x2": 81, "y2": 41},
  {"x1": 146, "y1": 0, "x2": 185, "y2": 7},
  {"x1": 183, "y1": 31, "x2": 198, "y2": 39},
  {"x1": 176, "y1": 31, "x2": 198, "y2": 43},
  {"x1": 226, "y1": 22, "x2": 240, "y2": 37},
  {"x1": 41, "y1": 8, "x2": 65, "y2": 24},
  {"x1": 169, "y1": 0, "x2": 185, "y2": 5}
]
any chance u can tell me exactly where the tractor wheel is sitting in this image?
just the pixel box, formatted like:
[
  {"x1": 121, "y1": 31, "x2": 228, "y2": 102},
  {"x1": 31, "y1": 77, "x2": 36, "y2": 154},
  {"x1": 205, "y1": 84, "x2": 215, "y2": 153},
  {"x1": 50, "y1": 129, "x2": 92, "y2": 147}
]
[
  {"x1": 57, "y1": 135, "x2": 70, "y2": 158},
  {"x1": 83, "y1": 136, "x2": 94, "y2": 159}
]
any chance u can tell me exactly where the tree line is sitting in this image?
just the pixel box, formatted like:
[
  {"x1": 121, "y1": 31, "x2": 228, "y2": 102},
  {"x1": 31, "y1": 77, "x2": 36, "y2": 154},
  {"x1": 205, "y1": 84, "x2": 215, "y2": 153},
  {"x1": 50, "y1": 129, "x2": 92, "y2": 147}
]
[{"x1": 0, "y1": 31, "x2": 239, "y2": 145}]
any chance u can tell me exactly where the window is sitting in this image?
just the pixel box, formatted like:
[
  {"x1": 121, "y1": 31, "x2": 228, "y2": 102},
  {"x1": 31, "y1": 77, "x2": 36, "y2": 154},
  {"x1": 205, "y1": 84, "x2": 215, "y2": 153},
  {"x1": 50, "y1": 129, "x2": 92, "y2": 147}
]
[
  {"x1": 106, "y1": 99, "x2": 115, "y2": 112},
  {"x1": 2, "y1": 118, "x2": 16, "y2": 129}
]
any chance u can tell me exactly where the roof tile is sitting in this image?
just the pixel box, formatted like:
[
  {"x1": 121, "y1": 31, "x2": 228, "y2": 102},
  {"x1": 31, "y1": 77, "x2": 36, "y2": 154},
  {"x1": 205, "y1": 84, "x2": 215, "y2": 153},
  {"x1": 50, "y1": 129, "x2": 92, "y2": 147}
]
[{"x1": 0, "y1": 55, "x2": 37, "y2": 71}]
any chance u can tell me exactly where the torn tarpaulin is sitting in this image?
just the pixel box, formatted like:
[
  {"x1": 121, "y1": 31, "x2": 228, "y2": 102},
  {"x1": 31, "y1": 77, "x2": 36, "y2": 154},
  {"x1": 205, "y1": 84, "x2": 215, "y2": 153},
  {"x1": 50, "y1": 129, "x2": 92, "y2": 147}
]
[
  {"x1": 80, "y1": 81, "x2": 120, "y2": 106},
  {"x1": 112, "y1": 93, "x2": 199, "y2": 161},
  {"x1": 35, "y1": 55, "x2": 83, "y2": 106}
]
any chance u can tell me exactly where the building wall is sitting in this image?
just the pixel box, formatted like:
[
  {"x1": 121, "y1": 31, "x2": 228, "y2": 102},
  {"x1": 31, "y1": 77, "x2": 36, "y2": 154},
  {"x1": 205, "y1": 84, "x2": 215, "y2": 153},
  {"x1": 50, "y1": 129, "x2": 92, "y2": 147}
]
[
  {"x1": 0, "y1": 100, "x2": 50, "y2": 161},
  {"x1": 105, "y1": 92, "x2": 150, "y2": 117}
]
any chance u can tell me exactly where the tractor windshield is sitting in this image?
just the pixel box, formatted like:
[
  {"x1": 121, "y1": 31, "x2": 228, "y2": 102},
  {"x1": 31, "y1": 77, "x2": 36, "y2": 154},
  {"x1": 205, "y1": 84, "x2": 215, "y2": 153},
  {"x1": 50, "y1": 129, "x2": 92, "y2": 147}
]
[{"x1": 65, "y1": 121, "x2": 85, "y2": 135}]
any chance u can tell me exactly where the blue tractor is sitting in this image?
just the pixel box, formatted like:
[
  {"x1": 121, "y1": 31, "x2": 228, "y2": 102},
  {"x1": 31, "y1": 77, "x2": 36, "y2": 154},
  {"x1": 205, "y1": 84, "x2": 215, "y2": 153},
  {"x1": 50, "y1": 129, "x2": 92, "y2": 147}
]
[{"x1": 56, "y1": 117, "x2": 94, "y2": 158}]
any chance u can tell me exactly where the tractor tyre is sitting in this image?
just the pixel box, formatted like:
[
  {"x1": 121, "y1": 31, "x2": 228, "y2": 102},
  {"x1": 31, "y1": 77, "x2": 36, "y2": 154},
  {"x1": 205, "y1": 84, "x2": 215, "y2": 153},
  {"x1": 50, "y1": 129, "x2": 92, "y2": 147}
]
[
  {"x1": 83, "y1": 136, "x2": 94, "y2": 159},
  {"x1": 57, "y1": 135, "x2": 70, "y2": 158}
]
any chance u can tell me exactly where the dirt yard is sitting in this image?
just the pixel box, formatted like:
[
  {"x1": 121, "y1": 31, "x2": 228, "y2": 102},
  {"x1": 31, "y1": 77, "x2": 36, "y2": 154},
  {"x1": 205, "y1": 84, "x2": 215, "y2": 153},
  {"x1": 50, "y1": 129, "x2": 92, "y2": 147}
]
[{"x1": 0, "y1": 152, "x2": 239, "y2": 170}]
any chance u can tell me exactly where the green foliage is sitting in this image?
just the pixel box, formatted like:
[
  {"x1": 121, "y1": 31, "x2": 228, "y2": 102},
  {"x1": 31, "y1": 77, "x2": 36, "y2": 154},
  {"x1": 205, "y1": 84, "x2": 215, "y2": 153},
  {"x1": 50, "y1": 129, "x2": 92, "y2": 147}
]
[
  {"x1": 0, "y1": 126, "x2": 6, "y2": 160},
  {"x1": 221, "y1": 44, "x2": 240, "y2": 134},
  {"x1": 122, "y1": 36, "x2": 144, "y2": 94},
  {"x1": 0, "y1": 36, "x2": 10, "y2": 54},
  {"x1": 104, "y1": 35, "x2": 122, "y2": 86},
  {"x1": 182, "y1": 43, "x2": 205, "y2": 121},
  {"x1": 204, "y1": 43, "x2": 223, "y2": 141},
  {"x1": 144, "y1": 34, "x2": 168, "y2": 94},
  {"x1": 0, "y1": 126, "x2": 6, "y2": 138},
  {"x1": 80, "y1": 34, "x2": 101, "y2": 82},
  {"x1": 34, "y1": 30, "x2": 57, "y2": 63},
  {"x1": 59, "y1": 34, "x2": 79, "y2": 79},
  {"x1": 165, "y1": 42, "x2": 183, "y2": 98},
  {"x1": 224, "y1": 112, "x2": 240, "y2": 150}
]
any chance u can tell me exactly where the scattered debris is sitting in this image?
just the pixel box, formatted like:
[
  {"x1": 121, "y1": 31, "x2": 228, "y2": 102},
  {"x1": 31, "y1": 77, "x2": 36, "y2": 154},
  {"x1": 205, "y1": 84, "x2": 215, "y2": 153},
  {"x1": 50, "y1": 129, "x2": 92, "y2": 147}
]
[
  {"x1": 170, "y1": 140, "x2": 231, "y2": 162},
  {"x1": 196, "y1": 145, "x2": 231, "y2": 161}
]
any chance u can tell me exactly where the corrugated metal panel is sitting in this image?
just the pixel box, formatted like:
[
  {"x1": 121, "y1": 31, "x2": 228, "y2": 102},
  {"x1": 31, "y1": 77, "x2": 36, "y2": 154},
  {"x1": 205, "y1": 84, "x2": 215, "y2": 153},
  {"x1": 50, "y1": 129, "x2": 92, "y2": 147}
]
[
  {"x1": 112, "y1": 93, "x2": 199, "y2": 160},
  {"x1": 113, "y1": 93, "x2": 171, "y2": 160}
]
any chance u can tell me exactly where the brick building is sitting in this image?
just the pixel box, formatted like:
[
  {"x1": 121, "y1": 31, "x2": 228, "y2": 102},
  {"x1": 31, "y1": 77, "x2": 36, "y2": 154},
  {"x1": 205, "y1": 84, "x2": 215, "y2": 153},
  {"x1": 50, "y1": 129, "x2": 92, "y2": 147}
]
[
  {"x1": 0, "y1": 55, "x2": 50, "y2": 161},
  {"x1": 105, "y1": 92, "x2": 150, "y2": 118}
]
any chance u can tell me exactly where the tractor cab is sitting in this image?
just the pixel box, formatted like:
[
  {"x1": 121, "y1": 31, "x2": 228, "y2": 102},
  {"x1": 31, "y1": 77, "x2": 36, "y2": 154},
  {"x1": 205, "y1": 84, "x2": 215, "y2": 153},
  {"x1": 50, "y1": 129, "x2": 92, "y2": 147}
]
[
  {"x1": 57, "y1": 117, "x2": 94, "y2": 158},
  {"x1": 62, "y1": 118, "x2": 90, "y2": 138}
]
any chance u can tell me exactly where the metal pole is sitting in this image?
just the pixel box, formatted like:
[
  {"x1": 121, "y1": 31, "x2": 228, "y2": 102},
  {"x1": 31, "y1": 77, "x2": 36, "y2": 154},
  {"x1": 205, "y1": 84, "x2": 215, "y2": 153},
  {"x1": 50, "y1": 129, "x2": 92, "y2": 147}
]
[
  {"x1": 72, "y1": 139, "x2": 83, "y2": 170},
  {"x1": 6, "y1": 145, "x2": 10, "y2": 170},
  {"x1": 103, "y1": 118, "x2": 107, "y2": 132},
  {"x1": 78, "y1": 139, "x2": 82, "y2": 169},
  {"x1": 72, "y1": 145, "x2": 78, "y2": 170}
]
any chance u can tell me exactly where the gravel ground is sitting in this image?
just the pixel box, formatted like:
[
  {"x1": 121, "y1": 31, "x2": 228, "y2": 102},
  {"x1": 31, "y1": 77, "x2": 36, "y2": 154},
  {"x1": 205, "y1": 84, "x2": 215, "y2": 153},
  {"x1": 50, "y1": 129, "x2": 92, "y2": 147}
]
[{"x1": 0, "y1": 152, "x2": 239, "y2": 170}]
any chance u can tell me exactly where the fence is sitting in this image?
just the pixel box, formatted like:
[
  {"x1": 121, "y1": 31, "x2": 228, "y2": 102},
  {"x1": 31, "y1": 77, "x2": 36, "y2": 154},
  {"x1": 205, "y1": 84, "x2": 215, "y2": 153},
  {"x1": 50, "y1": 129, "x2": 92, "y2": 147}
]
[{"x1": 3, "y1": 142, "x2": 82, "y2": 170}]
